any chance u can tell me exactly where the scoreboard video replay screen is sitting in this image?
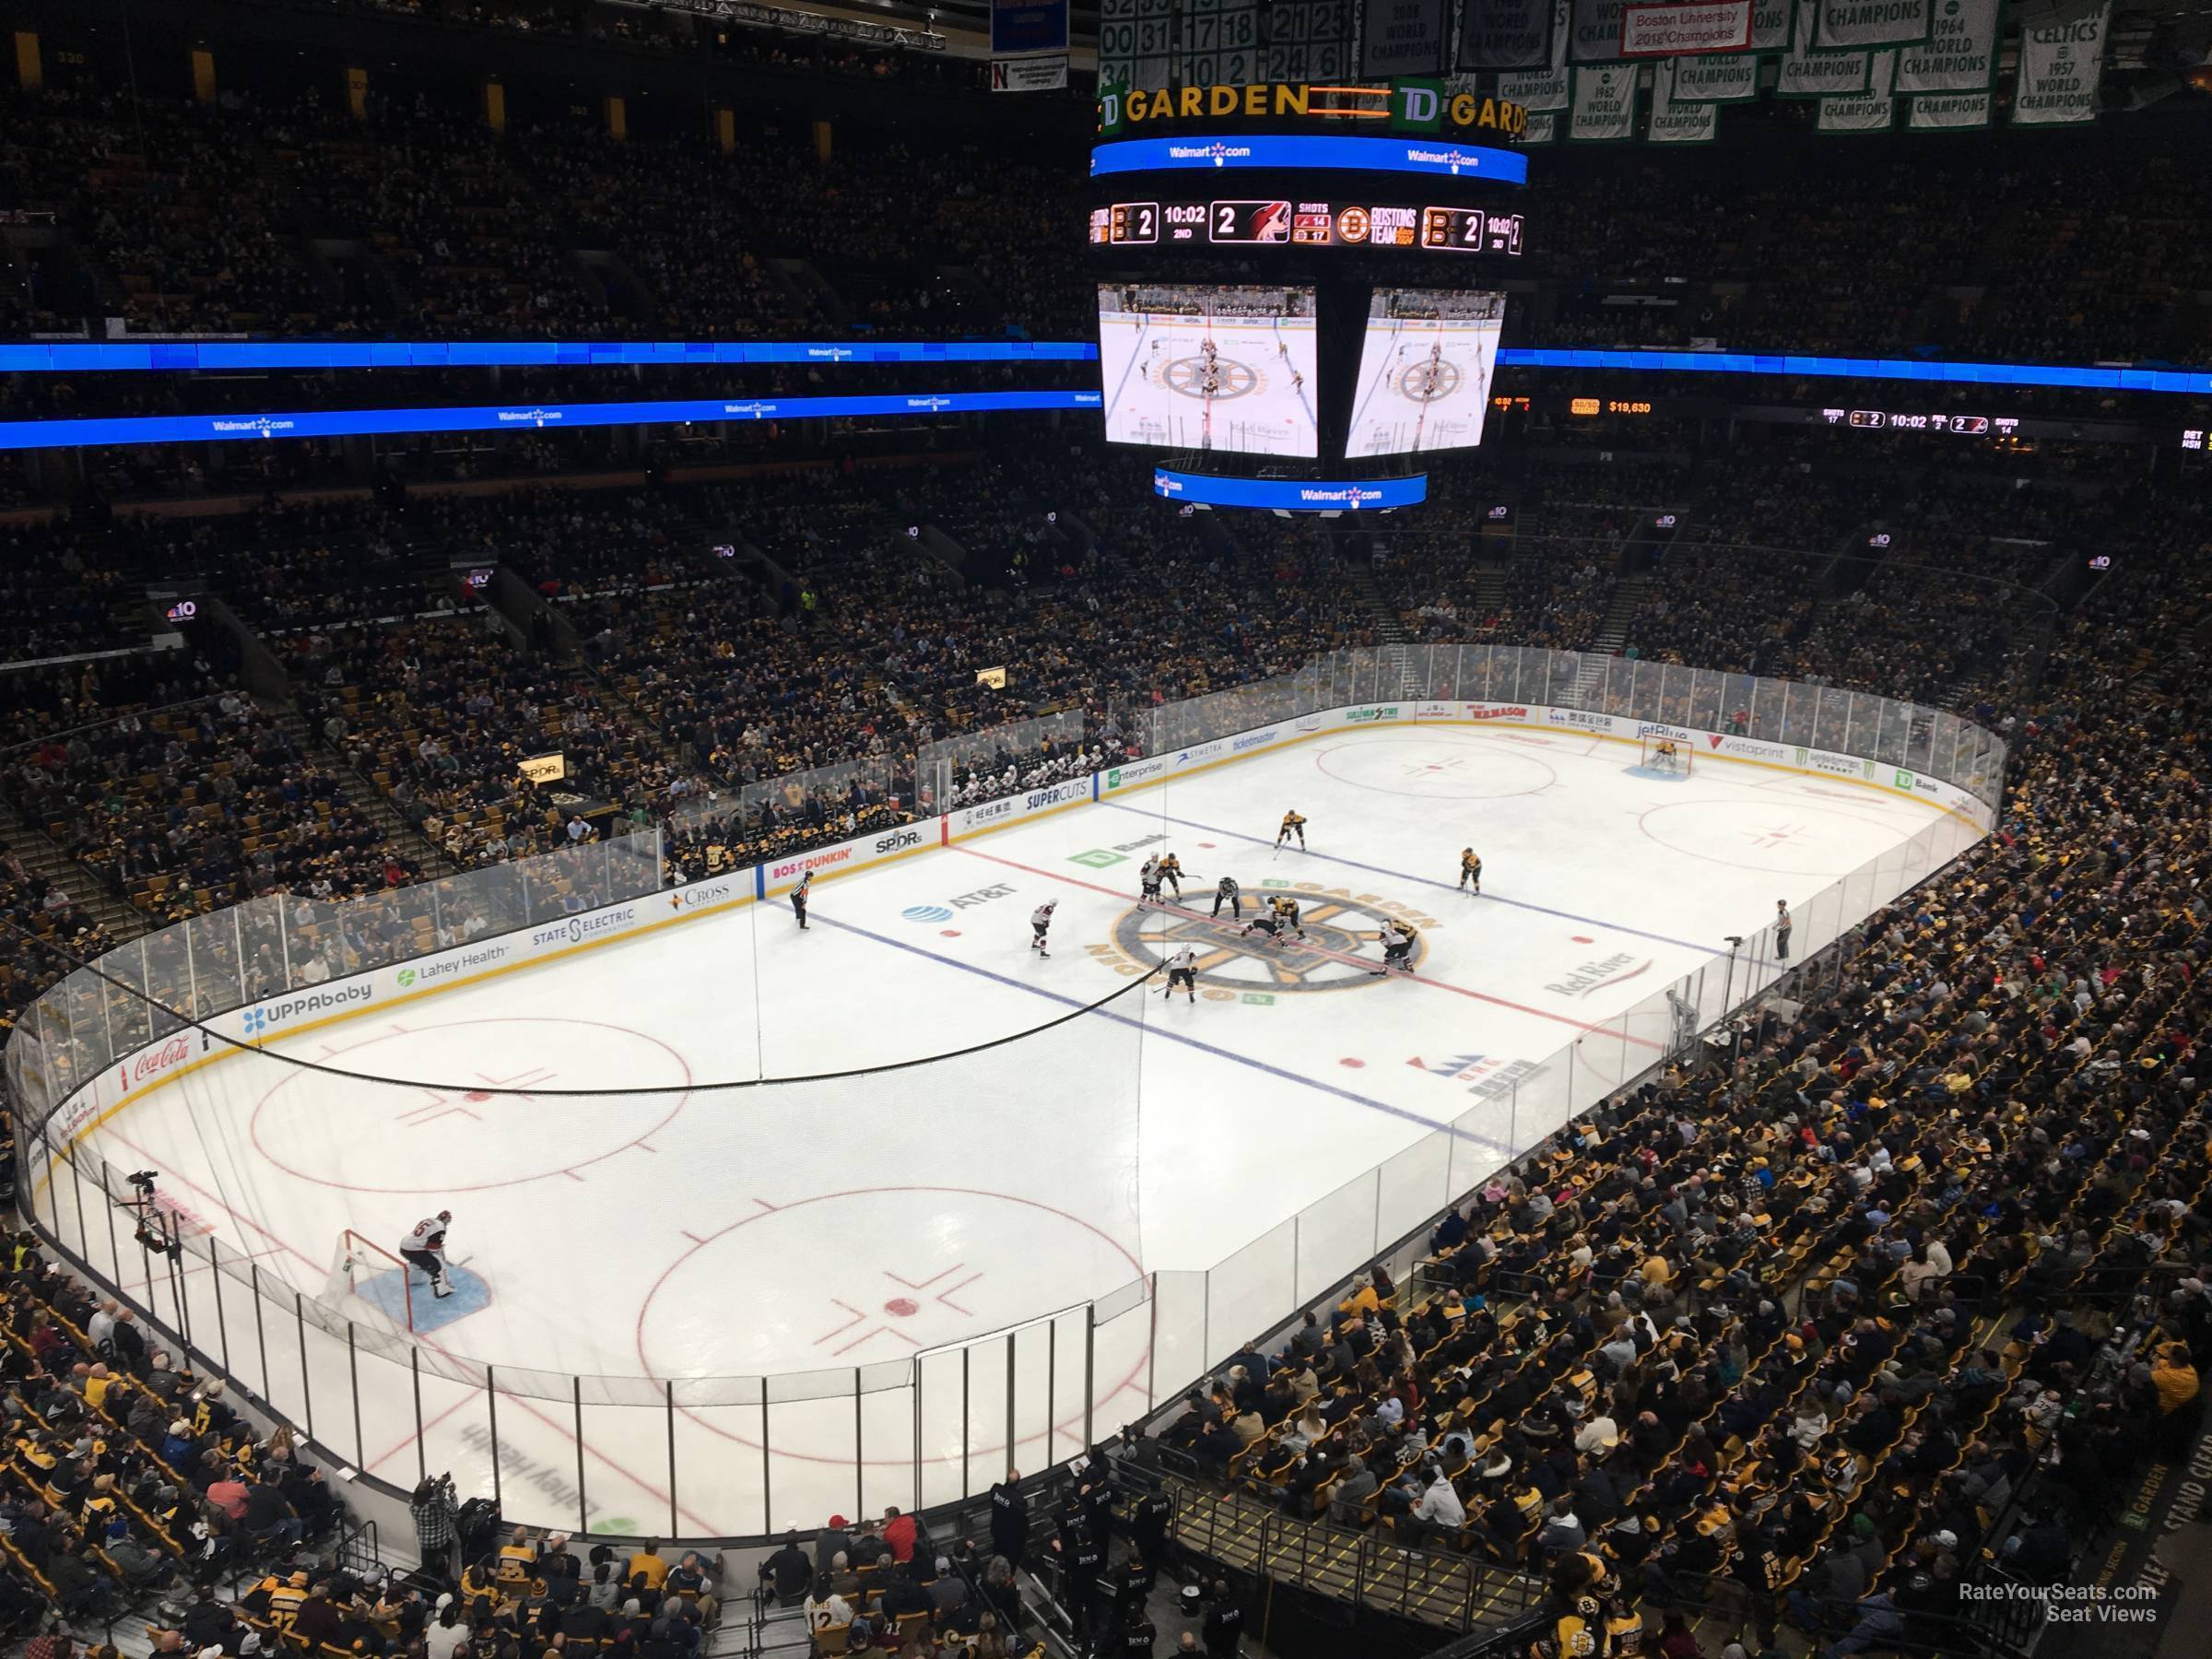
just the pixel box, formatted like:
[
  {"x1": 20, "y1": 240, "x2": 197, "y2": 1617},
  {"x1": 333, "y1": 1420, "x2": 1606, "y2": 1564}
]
[{"x1": 1089, "y1": 198, "x2": 1524, "y2": 256}]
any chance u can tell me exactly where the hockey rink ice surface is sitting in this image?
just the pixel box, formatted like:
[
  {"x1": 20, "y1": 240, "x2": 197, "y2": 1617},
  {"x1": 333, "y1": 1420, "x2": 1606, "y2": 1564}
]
[
  {"x1": 1098, "y1": 310, "x2": 1321, "y2": 455},
  {"x1": 59, "y1": 727, "x2": 1981, "y2": 1535},
  {"x1": 1346, "y1": 314, "x2": 1502, "y2": 457}
]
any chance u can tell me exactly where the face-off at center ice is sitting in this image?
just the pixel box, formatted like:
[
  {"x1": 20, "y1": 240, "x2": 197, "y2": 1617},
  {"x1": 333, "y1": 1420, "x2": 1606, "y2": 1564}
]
[{"x1": 81, "y1": 725, "x2": 1975, "y2": 1533}]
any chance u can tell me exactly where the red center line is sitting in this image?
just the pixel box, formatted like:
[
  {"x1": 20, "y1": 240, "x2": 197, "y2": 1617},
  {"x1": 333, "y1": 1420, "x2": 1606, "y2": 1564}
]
[
  {"x1": 96, "y1": 1126, "x2": 719, "y2": 1532},
  {"x1": 949, "y1": 843, "x2": 1665, "y2": 1050}
]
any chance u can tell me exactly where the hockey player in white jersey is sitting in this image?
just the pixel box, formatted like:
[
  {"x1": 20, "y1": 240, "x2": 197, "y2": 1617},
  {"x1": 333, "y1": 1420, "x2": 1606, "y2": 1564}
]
[
  {"x1": 1030, "y1": 900, "x2": 1057, "y2": 959},
  {"x1": 1162, "y1": 944, "x2": 1198, "y2": 1003},
  {"x1": 397, "y1": 1209, "x2": 454, "y2": 1300},
  {"x1": 1139, "y1": 855, "x2": 1163, "y2": 905}
]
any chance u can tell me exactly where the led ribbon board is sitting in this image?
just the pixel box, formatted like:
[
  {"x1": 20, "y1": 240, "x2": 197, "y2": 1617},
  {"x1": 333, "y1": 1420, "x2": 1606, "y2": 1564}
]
[
  {"x1": 0, "y1": 390, "x2": 1103, "y2": 452},
  {"x1": 1151, "y1": 468, "x2": 1428, "y2": 511},
  {"x1": 0, "y1": 340, "x2": 1100, "y2": 372},
  {"x1": 1091, "y1": 135, "x2": 1529, "y2": 184}
]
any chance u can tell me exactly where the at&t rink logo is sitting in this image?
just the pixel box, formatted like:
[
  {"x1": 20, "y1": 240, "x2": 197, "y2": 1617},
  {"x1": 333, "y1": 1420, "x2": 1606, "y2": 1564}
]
[{"x1": 1090, "y1": 885, "x2": 1438, "y2": 997}]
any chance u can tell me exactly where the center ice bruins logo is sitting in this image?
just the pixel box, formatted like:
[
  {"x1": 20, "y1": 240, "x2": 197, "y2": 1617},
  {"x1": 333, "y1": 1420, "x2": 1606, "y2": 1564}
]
[
  {"x1": 1159, "y1": 354, "x2": 1262, "y2": 402},
  {"x1": 1100, "y1": 889, "x2": 1432, "y2": 996}
]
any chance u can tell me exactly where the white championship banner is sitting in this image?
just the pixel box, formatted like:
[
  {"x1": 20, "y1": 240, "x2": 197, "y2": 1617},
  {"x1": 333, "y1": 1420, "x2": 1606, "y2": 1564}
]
[
  {"x1": 1456, "y1": 0, "x2": 1558, "y2": 68},
  {"x1": 1817, "y1": 45, "x2": 1897, "y2": 130},
  {"x1": 1813, "y1": 0, "x2": 1931, "y2": 48},
  {"x1": 1499, "y1": 0, "x2": 1574, "y2": 105},
  {"x1": 1895, "y1": 0, "x2": 1998, "y2": 93},
  {"x1": 2012, "y1": 0, "x2": 2110, "y2": 126},
  {"x1": 1777, "y1": 0, "x2": 1870, "y2": 95},
  {"x1": 1672, "y1": 47, "x2": 1760, "y2": 100},
  {"x1": 1907, "y1": 89, "x2": 1993, "y2": 128},
  {"x1": 1570, "y1": 61, "x2": 1641, "y2": 136},
  {"x1": 1647, "y1": 56, "x2": 1723, "y2": 140}
]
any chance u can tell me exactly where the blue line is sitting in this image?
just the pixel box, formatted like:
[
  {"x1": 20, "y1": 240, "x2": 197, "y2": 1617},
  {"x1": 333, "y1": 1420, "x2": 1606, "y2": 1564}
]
[
  {"x1": 1100, "y1": 798, "x2": 1779, "y2": 968},
  {"x1": 1103, "y1": 314, "x2": 1150, "y2": 427},
  {"x1": 806, "y1": 911, "x2": 1511, "y2": 1156}
]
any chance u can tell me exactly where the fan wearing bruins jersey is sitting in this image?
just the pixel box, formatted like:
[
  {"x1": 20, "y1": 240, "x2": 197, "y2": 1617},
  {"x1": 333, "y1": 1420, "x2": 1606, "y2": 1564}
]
[{"x1": 1458, "y1": 848, "x2": 1483, "y2": 894}]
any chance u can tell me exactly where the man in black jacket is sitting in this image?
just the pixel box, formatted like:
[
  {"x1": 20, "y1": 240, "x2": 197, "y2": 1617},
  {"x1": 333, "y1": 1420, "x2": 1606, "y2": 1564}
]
[
  {"x1": 759, "y1": 1531, "x2": 811, "y2": 1604},
  {"x1": 989, "y1": 1471, "x2": 1029, "y2": 1567},
  {"x1": 1200, "y1": 1582, "x2": 1244, "y2": 1658}
]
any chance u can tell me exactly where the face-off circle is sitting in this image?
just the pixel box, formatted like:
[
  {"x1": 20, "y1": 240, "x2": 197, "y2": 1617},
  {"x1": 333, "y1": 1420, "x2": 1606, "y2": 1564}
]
[
  {"x1": 248, "y1": 1017, "x2": 692, "y2": 1192},
  {"x1": 1160, "y1": 354, "x2": 1262, "y2": 402},
  {"x1": 639, "y1": 1187, "x2": 1143, "y2": 1378},
  {"x1": 1314, "y1": 736, "x2": 1554, "y2": 801},
  {"x1": 1112, "y1": 893, "x2": 1425, "y2": 995},
  {"x1": 1394, "y1": 352, "x2": 1464, "y2": 403}
]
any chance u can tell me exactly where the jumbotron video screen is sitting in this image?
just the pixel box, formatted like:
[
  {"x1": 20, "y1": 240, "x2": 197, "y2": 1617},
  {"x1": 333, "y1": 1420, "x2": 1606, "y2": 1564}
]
[
  {"x1": 1346, "y1": 288, "x2": 1507, "y2": 457},
  {"x1": 1097, "y1": 282, "x2": 1321, "y2": 457}
]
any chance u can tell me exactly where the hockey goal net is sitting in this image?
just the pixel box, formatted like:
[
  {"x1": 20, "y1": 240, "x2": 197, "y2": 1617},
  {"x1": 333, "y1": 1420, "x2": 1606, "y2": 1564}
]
[
  {"x1": 1639, "y1": 734, "x2": 1693, "y2": 775},
  {"x1": 322, "y1": 1229, "x2": 418, "y2": 1335}
]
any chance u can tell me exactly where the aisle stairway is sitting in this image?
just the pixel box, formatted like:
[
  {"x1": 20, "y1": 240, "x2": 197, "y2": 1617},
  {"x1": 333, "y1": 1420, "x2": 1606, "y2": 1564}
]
[
  {"x1": 0, "y1": 798, "x2": 145, "y2": 941},
  {"x1": 265, "y1": 700, "x2": 457, "y2": 879}
]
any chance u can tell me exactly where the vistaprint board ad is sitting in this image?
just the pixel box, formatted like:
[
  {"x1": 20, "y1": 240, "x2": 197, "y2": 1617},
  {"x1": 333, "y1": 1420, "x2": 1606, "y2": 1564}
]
[
  {"x1": 1346, "y1": 288, "x2": 1507, "y2": 457},
  {"x1": 1097, "y1": 283, "x2": 1321, "y2": 457}
]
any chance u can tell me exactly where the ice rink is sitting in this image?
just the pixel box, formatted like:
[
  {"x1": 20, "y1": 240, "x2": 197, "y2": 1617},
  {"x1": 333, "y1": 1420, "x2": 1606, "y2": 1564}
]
[
  {"x1": 1099, "y1": 307, "x2": 1320, "y2": 455},
  {"x1": 1346, "y1": 308, "x2": 1504, "y2": 457},
  {"x1": 56, "y1": 725, "x2": 1980, "y2": 1535}
]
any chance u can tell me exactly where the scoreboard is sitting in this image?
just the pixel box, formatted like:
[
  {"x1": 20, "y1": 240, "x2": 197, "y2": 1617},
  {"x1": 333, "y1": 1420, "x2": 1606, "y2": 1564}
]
[{"x1": 1091, "y1": 199, "x2": 1524, "y2": 255}]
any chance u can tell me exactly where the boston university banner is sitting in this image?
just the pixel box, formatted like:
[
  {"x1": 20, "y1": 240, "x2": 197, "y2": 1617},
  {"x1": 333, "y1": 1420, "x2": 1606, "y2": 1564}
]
[{"x1": 2012, "y1": 0, "x2": 2110, "y2": 125}]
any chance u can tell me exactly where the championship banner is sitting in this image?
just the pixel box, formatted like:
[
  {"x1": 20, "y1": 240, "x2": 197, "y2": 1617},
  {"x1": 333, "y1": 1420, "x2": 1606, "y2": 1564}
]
[
  {"x1": 1673, "y1": 48, "x2": 1760, "y2": 97},
  {"x1": 1523, "y1": 107, "x2": 1563, "y2": 138},
  {"x1": 1570, "y1": 0, "x2": 1630, "y2": 61},
  {"x1": 1895, "y1": 0, "x2": 1998, "y2": 93},
  {"x1": 1647, "y1": 56, "x2": 1723, "y2": 138},
  {"x1": 1360, "y1": 0, "x2": 1452, "y2": 75},
  {"x1": 1813, "y1": 0, "x2": 1931, "y2": 49},
  {"x1": 1777, "y1": 0, "x2": 1870, "y2": 94},
  {"x1": 991, "y1": 0, "x2": 1069, "y2": 53},
  {"x1": 2013, "y1": 0, "x2": 2110, "y2": 126},
  {"x1": 1619, "y1": 1, "x2": 1753, "y2": 56},
  {"x1": 1569, "y1": 61, "x2": 1640, "y2": 135},
  {"x1": 1498, "y1": 0, "x2": 1573, "y2": 105},
  {"x1": 1817, "y1": 45, "x2": 1897, "y2": 128},
  {"x1": 1748, "y1": 0, "x2": 1793, "y2": 52},
  {"x1": 1907, "y1": 88, "x2": 1993, "y2": 127},
  {"x1": 1457, "y1": 0, "x2": 1556, "y2": 68},
  {"x1": 518, "y1": 753, "x2": 567, "y2": 783}
]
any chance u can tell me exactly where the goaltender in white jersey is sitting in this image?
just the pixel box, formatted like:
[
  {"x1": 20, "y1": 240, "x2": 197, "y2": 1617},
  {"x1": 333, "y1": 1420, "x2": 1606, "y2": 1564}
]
[{"x1": 396, "y1": 1208, "x2": 455, "y2": 1300}]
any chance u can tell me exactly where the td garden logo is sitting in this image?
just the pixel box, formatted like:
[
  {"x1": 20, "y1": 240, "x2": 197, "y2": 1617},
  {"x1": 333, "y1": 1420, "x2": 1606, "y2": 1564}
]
[{"x1": 1089, "y1": 884, "x2": 1438, "y2": 997}]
